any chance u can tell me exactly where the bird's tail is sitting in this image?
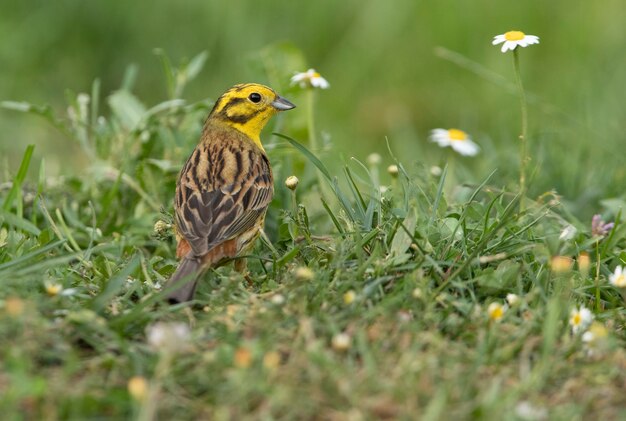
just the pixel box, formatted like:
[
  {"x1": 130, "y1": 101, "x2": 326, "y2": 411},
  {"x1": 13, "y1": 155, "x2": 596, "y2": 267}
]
[{"x1": 164, "y1": 256, "x2": 203, "y2": 304}]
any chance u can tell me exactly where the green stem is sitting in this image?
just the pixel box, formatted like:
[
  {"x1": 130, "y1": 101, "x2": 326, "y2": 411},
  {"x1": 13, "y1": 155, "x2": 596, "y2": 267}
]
[
  {"x1": 595, "y1": 240, "x2": 601, "y2": 311},
  {"x1": 138, "y1": 352, "x2": 172, "y2": 421},
  {"x1": 513, "y1": 49, "x2": 528, "y2": 208},
  {"x1": 306, "y1": 89, "x2": 318, "y2": 153},
  {"x1": 306, "y1": 89, "x2": 327, "y2": 200}
]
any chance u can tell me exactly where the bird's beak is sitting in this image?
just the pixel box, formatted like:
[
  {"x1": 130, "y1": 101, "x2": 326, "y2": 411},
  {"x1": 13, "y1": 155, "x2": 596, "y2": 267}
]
[{"x1": 271, "y1": 95, "x2": 296, "y2": 111}]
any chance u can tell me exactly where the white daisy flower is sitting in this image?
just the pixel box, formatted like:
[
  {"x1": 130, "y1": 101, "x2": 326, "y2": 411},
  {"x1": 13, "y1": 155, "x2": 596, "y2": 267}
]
[
  {"x1": 569, "y1": 306, "x2": 593, "y2": 334},
  {"x1": 487, "y1": 302, "x2": 506, "y2": 322},
  {"x1": 492, "y1": 31, "x2": 540, "y2": 53},
  {"x1": 429, "y1": 128, "x2": 480, "y2": 156},
  {"x1": 609, "y1": 265, "x2": 626, "y2": 288},
  {"x1": 290, "y1": 69, "x2": 330, "y2": 89},
  {"x1": 559, "y1": 225, "x2": 576, "y2": 241},
  {"x1": 146, "y1": 322, "x2": 191, "y2": 352}
]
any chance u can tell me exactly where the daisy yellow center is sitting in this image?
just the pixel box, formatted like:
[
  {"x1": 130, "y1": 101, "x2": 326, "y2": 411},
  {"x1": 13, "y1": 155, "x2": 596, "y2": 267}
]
[
  {"x1": 448, "y1": 129, "x2": 467, "y2": 142},
  {"x1": 572, "y1": 313, "x2": 581, "y2": 326},
  {"x1": 615, "y1": 274, "x2": 626, "y2": 287},
  {"x1": 504, "y1": 31, "x2": 525, "y2": 41},
  {"x1": 312, "y1": 72, "x2": 321, "y2": 78},
  {"x1": 489, "y1": 305, "x2": 503, "y2": 320}
]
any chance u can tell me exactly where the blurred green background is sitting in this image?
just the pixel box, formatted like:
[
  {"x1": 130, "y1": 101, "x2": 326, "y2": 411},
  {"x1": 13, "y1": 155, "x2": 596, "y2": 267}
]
[{"x1": 2, "y1": 0, "x2": 625, "y2": 215}]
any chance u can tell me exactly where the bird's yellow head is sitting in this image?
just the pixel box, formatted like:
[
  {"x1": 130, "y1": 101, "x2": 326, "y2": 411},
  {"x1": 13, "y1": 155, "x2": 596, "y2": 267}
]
[{"x1": 209, "y1": 83, "x2": 295, "y2": 147}]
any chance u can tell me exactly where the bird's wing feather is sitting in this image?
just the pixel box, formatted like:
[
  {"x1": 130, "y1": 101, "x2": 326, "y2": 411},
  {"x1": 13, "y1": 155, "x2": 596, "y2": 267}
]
[{"x1": 174, "y1": 134, "x2": 273, "y2": 257}]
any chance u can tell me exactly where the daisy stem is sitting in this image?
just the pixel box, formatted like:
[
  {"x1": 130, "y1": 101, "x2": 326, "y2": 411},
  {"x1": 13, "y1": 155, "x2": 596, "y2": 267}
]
[
  {"x1": 513, "y1": 49, "x2": 528, "y2": 209},
  {"x1": 306, "y1": 89, "x2": 318, "y2": 153},
  {"x1": 306, "y1": 89, "x2": 328, "y2": 200}
]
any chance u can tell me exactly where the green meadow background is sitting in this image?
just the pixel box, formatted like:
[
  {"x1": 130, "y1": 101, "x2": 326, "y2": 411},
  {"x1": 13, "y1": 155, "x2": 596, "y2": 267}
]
[
  {"x1": 2, "y1": 1, "x2": 626, "y2": 419},
  {"x1": 2, "y1": 0, "x2": 625, "y2": 216}
]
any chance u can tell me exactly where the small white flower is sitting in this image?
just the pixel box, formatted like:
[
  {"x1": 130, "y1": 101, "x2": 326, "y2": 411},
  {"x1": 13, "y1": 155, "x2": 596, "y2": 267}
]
[
  {"x1": 429, "y1": 129, "x2": 479, "y2": 156},
  {"x1": 146, "y1": 322, "x2": 191, "y2": 352},
  {"x1": 569, "y1": 306, "x2": 593, "y2": 334},
  {"x1": 271, "y1": 294, "x2": 286, "y2": 305},
  {"x1": 429, "y1": 165, "x2": 442, "y2": 177},
  {"x1": 559, "y1": 225, "x2": 576, "y2": 241},
  {"x1": 609, "y1": 266, "x2": 626, "y2": 288},
  {"x1": 492, "y1": 31, "x2": 540, "y2": 53},
  {"x1": 290, "y1": 69, "x2": 330, "y2": 89},
  {"x1": 515, "y1": 401, "x2": 547, "y2": 420},
  {"x1": 581, "y1": 331, "x2": 594, "y2": 344}
]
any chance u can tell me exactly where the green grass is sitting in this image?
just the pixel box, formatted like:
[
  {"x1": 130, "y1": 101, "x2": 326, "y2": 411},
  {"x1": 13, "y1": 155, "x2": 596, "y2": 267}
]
[{"x1": 2, "y1": 46, "x2": 626, "y2": 420}]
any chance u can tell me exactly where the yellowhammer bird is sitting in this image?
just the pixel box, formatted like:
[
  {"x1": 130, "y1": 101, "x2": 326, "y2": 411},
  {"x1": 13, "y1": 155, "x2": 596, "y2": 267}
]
[{"x1": 165, "y1": 83, "x2": 295, "y2": 303}]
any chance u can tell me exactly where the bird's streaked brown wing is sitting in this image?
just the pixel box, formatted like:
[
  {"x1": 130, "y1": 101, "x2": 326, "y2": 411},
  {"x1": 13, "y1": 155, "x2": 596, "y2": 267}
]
[{"x1": 174, "y1": 136, "x2": 273, "y2": 258}]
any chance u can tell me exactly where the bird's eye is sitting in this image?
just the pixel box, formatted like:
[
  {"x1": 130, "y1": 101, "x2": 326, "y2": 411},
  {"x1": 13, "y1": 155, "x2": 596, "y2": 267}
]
[{"x1": 248, "y1": 92, "x2": 262, "y2": 103}]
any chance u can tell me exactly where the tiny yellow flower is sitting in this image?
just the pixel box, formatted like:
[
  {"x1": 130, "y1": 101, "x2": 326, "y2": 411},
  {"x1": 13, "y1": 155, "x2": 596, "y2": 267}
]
[
  {"x1": 45, "y1": 283, "x2": 63, "y2": 297},
  {"x1": 331, "y1": 332, "x2": 351, "y2": 351},
  {"x1": 263, "y1": 351, "x2": 281, "y2": 370},
  {"x1": 578, "y1": 252, "x2": 591, "y2": 275},
  {"x1": 492, "y1": 31, "x2": 540, "y2": 53},
  {"x1": 569, "y1": 306, "x2": 593, "y2": 334},
  {"x1": 430, "y1": 129, "x2": 479, "y2": 156},
  {"x1": 127, "y1": 376, "x2": 149, "y2": 401},
  {"x1": 295, "y1": 266, "x2": 314, "y2": 281},
  {"x1": 4, "y1": 297, "x2": 25, "y2": 317},
  {"x1": 285, "y1": 175, "x2": 299, "y2": 191},
  {"x1": 582, "y1": 322, "x2": 608, "y2": 342},
  {"x1": 226, "y1": 304, "x2": 240, "y2": 317},
  {"x1": 487, "y1": 302, "x2": 506, "y2": 322},
  {"x1": 343, "y1": 290, "x2": 356, "y2": 305},
  {"x1": 290, "y1": 69, "x2": 330, "y2": 89},
  {"x1": 609, "y1": 265, "x2": 626, "y2": 288},
  {"x1": 387, "y1": 164, "x2": 399, "y2": 177},
  {"x1": 412, "y1": 287, "x2": 423, "y2": 299},
  {"x1": 551, "y1": 256, "x2": 573, "y2": 274},
  {"x1": 234, "y1": 347, "x2": 253, "y2": 368}
]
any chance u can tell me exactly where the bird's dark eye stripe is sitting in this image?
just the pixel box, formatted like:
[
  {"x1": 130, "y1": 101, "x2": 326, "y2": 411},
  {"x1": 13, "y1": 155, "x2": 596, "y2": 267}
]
[{"x1": 248, "y1": 92, "x2": 262, "y2": 103}]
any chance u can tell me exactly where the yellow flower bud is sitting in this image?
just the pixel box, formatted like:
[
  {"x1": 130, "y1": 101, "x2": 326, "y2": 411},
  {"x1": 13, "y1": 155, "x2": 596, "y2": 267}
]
[
  {"x1": 45, "y1": 283, "x2": 63, "y2": 297},
  {"x1": 127, "y1": 376, "x2": 148, "y2": 401},
  {"x1": 263, "y1": 351, "x2": 281, "y2": 370},
  {"x1": 367, "y1": 153, "x2": 382, "y2": 166},
  {"x1": 387, "y1": 164, "x2": 399, "y2": 177},
  {"x1": 4, "y1": 297, "x2": 25, "y2": 317},
  {"x1": 578, "y1": 252, "x2": 590, "y2": 276},
  {"x1": 285, "y1": 175, "x2": 299, "y2": 191},
  {"x1": 551, "y1": 256, "x2": 573, "y2": 274},
  {"x1": 343, "y1": 290, "x2": 356, "y2": 305},
  {"x1": 234, "y1": 347, "x2": 253, "y2": 368},
  {"x1": 295, "y1": 266, "x2": 314, "y2": 281},
  {"x1": 331, "y1": 333, "x2": 351, "y2": 351}
]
